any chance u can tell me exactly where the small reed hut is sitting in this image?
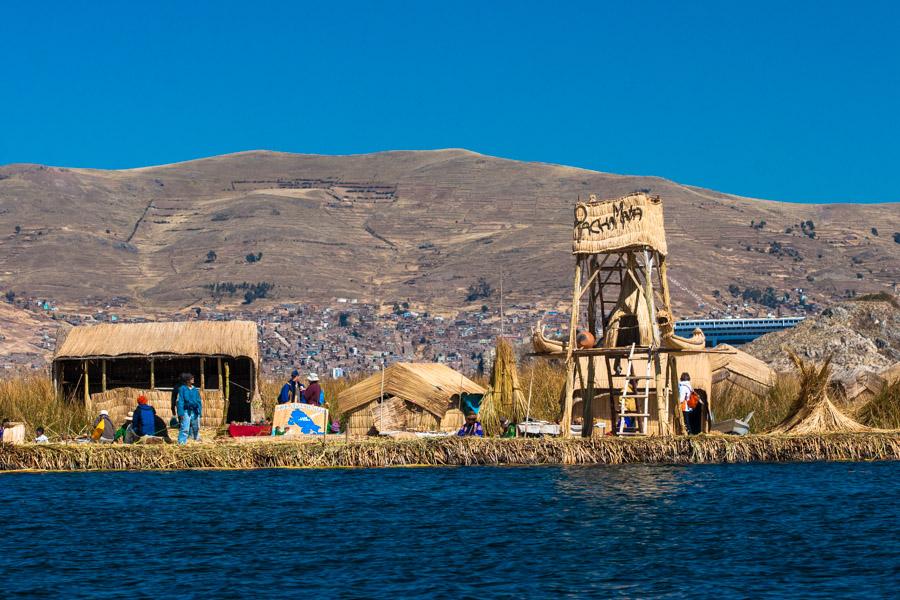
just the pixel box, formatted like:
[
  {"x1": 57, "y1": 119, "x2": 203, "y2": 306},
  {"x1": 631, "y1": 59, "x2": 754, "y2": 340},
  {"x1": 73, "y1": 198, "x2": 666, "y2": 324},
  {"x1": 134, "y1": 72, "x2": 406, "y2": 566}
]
[
  {"x1": 52, "y1": 321, "x2": 260, "y2": 428},
  {"x1": 709, "y1": 344, "x2": 775, "y2": 397},
  {"x1": 337, "y1": 363, "x2": 485, "y2": 435}
]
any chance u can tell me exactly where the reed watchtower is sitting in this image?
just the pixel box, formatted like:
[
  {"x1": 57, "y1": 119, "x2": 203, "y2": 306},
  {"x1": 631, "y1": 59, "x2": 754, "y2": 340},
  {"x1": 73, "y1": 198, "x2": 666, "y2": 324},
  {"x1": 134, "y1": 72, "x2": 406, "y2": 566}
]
[{"x1": 533, "y1": 193, "x2": 708, "y2": 436}]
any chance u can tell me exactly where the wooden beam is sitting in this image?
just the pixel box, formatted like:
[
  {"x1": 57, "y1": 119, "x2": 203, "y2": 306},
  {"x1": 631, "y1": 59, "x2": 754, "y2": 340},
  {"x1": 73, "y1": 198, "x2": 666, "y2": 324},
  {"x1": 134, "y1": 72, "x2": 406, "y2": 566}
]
[
  {"x1": 149, "y1": 358, "x2": 155, "y2": 390},
  {"x1": 582, "y1": 357, "x2": 595, "y2": 438},
  {"x1": 561, "y1": 258, "x2": 584, "y2": 438},
  {"x1": 101, "y1": 359, "x2": 107, "y2": 393},
  {"x1": 83, "y1": 360, "x2": 90, "y2": 406},
  {"x1": 223, "y1": 361, "x2": 231, "y2": 425},
  {"x1": 200, "y1": 357, "x2": 206, "y2": 390},
  {"x1": 218, "y1": 357, "x2": 223, "y2": 392}
]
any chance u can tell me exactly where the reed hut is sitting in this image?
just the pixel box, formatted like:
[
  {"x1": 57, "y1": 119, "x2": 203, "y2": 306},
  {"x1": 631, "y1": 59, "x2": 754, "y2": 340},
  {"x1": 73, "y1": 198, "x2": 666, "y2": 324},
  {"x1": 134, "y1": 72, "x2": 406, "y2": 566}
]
[
  {"x1": 52, "y1": 321, "x2": 260, "y2": 428},
  {"x1": 337, "y1": 363, "x2": 484, "y2": 435},
  {"x1": 709, "y1": 344, "x2": 775, "y2": 397}
]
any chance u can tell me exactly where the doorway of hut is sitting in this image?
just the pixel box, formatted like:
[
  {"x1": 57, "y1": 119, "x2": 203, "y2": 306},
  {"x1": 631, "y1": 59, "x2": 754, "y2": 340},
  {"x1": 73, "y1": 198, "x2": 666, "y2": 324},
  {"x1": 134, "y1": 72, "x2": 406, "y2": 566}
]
[{"x1": 224, "y1": 357, "x2": 254, "y2": 424}]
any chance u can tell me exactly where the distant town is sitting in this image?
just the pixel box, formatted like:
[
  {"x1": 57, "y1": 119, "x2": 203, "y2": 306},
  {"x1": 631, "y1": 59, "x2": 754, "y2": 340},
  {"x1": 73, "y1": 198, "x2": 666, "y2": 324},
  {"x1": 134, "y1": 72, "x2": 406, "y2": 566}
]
[{"x1": 1, "y1": 290, "x2": 819, "y2": 375}]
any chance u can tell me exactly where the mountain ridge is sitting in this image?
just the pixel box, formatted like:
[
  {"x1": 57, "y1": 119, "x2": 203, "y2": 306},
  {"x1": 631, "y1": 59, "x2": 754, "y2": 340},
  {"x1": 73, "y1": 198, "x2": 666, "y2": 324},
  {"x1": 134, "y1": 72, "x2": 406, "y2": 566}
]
[{"x1": 0, "y1": 149, "x2": 897, "y2": 316}]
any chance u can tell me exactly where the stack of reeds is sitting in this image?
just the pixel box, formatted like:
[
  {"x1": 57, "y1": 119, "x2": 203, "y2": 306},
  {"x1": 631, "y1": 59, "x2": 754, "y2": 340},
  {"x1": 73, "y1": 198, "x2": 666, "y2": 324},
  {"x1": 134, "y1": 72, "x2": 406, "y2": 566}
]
[
  {"x1": 771, "y1": 352, "x2": 873, "y2": 434},
  {"x1": 479, "y1": 338, "x2": 528, "y2": 435}
]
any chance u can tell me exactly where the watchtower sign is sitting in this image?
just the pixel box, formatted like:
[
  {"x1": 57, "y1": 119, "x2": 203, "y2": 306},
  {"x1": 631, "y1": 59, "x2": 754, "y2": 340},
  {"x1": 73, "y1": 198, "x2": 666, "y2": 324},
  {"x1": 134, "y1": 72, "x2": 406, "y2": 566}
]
[{"x1": 572, "y1": 193, "x2": 668, "y2": 256}]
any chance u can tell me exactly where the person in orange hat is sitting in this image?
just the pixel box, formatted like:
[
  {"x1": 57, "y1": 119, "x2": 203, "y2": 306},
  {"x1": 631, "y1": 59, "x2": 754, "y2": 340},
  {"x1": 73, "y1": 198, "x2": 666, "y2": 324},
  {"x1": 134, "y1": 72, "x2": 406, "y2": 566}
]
[{"x1": 131, "y1": 394, "x2": 158, "y2": 441}]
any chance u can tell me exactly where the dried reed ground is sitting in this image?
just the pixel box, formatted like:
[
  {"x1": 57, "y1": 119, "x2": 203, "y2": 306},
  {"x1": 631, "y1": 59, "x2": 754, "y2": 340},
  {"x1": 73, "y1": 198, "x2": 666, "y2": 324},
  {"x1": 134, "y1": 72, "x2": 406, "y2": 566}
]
[{"x1": 1, "y1": 433, "x2": 898, "y2": 472}]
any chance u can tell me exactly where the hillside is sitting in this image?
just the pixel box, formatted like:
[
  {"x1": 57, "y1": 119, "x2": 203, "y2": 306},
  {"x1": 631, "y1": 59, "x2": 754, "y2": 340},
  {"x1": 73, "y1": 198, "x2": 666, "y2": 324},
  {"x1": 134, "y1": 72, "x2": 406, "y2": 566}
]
[{"x1": 0, "y1": 149, "x2": 898, "y2": 315}]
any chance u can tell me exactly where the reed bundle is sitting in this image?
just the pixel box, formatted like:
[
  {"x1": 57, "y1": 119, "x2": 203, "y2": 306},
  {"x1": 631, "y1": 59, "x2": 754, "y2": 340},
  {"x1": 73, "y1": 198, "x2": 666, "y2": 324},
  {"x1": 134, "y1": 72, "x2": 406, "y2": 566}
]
[
  {"x1": 771, "y1": 353, "x2": 873, "y2": 434},
  {"x1": 479, "y1": 338, "x2": 528, "y2": 435},
  {"x1": 2, "y1": 433, "x2": 897, "y2": 472}
]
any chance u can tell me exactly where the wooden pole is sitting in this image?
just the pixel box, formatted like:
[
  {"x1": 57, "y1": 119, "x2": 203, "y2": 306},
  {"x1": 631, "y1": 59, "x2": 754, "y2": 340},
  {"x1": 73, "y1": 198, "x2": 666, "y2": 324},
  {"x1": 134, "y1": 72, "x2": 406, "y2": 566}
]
[
  {"x1": 582, "y1": 356, "x2": 595, "y2": 438},
  {"x1": 83, "y1": 360, "x2": 90, "y2": 406},
  {"x1": 101, "y1": 359, "x2": 107, "y2": 393},
  {"x1": 224, "y1": 361, "x2": 231, "y2": 425},
  {"x1": 217, "y1": 357, "x2": 223, "y2": 392},
  {"x1": 669, "y1": 355, "x2": 686, "y2": 435},
  {"x1": 562, "y1": 258, "x2": 583, "y2": 437},
  {"x1": 200, "y1": 357, "x2": 206, "y2": 390},
  {"x1": 149, "y1": 358, "x2": 155, "y2": 390}
]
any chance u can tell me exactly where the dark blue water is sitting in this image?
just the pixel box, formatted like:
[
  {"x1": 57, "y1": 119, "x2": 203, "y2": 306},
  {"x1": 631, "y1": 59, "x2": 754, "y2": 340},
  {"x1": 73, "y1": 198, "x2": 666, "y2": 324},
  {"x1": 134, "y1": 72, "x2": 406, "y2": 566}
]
[{"x1": 1, "y1": 462, "x2": 898, "y2": 598}]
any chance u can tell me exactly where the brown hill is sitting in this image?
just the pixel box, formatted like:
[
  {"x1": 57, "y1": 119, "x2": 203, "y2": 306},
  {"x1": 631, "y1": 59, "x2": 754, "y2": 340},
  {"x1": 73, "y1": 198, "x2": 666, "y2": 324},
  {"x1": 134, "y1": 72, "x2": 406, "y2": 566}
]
[{"x1": 0, "y1": 149, "x2": 897, "y2": 314}]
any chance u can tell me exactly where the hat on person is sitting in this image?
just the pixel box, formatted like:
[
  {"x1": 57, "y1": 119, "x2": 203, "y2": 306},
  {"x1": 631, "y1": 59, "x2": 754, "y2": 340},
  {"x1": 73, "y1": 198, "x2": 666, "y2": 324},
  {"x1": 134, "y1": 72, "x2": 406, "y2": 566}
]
[
  {"x1": 308, "y1": 373, "x2": 319, "y2": 382},
  {"x1": 126, "y1": 411, "x2": 134, "y2": 420},
  {"x1": 99, "y1": 410, "x2": 109, "y2": 416},
  {"x1": 137, "y1": 395, "x2": 148, "y2": 405},
  {"x1": 291, "y1": 369, "x2": 300, "y2": 378}
]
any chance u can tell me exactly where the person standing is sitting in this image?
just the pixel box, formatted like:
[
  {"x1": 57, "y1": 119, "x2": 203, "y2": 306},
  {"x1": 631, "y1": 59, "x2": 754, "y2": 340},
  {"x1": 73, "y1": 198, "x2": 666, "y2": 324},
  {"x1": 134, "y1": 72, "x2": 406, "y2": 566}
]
[
  {"x1": 278, "y1": 370, "x2": 302, "y2": 404},
  {"x1": 176, "y1": 373, "x2": 202, "y2": 444},
  {"x1": 678, "y1": 373, "x2": 695, "y2": 434},
  {"x1": 302, "y1": 373, "x2": 322, "y2": 406}
]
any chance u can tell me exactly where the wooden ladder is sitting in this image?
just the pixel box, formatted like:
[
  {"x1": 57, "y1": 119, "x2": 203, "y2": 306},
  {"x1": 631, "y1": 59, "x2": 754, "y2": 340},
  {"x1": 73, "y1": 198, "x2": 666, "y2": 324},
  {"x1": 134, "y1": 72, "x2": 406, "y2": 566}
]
[{"x1": 616, "y1": 343, "x2": 654, "y2": 436}]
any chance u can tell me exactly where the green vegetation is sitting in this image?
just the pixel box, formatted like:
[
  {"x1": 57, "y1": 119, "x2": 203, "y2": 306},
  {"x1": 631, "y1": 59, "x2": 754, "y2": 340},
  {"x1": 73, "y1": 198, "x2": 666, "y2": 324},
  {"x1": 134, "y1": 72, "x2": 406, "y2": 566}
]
[
  {"x1": 465, "y1": 277, "x2": 493, "y2": 302},
  {"x1": 204, "y1": 281, "x2": 273, "y2": 303}
]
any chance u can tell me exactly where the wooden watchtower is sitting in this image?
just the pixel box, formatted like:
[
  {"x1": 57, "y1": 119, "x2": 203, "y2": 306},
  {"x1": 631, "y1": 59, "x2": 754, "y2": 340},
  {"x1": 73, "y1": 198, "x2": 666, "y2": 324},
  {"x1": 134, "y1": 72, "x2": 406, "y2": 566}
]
[{"x1": 532, "y1": 193, "x2": 708, "y2": 437}]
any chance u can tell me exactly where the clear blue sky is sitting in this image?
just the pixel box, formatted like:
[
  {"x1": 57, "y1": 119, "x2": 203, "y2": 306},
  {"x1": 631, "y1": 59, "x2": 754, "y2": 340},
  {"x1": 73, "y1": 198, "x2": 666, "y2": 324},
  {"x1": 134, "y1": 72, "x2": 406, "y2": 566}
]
[{"x1": 1, "y1": 1, "x2": 898, "y2": 203}]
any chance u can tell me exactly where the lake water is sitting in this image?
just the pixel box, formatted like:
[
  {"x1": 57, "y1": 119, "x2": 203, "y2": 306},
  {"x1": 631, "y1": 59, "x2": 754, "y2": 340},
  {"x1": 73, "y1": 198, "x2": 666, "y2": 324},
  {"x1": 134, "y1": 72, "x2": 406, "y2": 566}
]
[{"x1": 1, "y1": 462, "x2": 897, "y2": 598}]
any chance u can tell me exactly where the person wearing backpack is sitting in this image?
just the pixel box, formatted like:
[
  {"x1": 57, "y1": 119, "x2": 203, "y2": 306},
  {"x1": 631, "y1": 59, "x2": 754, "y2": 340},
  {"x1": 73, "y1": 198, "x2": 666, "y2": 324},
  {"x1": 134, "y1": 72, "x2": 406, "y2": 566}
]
[
  {"x1": 678, "y1": 372, "x2": 700, "y2": 434},
  {"x1": 176, "y1": 372, "x2": 202, "y2": 444}
]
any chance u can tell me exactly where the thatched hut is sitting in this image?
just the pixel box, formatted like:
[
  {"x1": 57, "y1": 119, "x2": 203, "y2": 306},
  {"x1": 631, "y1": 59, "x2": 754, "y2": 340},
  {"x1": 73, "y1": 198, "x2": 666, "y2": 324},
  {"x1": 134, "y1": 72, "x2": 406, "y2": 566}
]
[
  {"x1": 337, "y1": 363, "x2": 484, "y2": 435},
  {"x1": 709, "y1": 344, "x2": 775, "y2": 397},
  {"x1": 52, "y1": 321, "x2": 260, "y2": 427}
]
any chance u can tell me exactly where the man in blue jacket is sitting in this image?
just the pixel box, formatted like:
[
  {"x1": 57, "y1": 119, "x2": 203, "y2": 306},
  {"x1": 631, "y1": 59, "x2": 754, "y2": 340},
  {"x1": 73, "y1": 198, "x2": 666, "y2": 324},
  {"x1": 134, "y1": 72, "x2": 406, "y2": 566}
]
[
  {"x1": 176, "y1": 372, "x2": 203, "y2": 444},
  {"x1": 130, "y1": 395, "x2": 157, "y2": 441},
  {"x1": 278, "y1": 370, "x2": 302, "y2": 404}
]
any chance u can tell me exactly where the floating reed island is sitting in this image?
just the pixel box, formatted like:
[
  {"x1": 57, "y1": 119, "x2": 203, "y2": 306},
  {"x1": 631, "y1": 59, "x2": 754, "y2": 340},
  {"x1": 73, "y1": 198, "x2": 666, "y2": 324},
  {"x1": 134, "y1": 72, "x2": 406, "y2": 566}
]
[{"x1": 1, "y1": 433, "x2": 898, "y2": 472}]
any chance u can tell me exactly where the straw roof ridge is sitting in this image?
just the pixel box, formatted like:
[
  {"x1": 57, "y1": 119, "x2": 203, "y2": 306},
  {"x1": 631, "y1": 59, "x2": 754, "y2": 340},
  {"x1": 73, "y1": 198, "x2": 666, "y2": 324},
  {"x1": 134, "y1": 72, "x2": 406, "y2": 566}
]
[
  {"x1": 53, "y1": 320, "x2": 259, "y2": 364},
  {"x1": 337, "y1": 362, "x2": 484, "y2": 417}
]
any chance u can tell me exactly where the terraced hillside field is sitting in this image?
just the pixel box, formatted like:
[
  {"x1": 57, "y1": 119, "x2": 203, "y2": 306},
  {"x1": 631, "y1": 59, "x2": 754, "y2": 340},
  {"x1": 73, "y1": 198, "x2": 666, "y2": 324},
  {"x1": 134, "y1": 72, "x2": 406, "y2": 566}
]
[{"x1": 0, "y1": 149, "x2": 897, "y2": 315}]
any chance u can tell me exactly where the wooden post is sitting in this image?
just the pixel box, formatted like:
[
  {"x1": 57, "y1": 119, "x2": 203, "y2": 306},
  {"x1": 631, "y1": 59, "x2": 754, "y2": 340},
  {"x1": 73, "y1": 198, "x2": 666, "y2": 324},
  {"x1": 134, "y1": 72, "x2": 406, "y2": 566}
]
[
  {"x1": 562, "y1": 258, "x2": 584, "y2": 437},
  {"x1": 643, "y1": 250, "x2": 659, "y2": 347},
  {"x1": 669, "y1": 355, "x2": 686, "y2": 435},
  {"x1": 223, "y1": 361, "x2": 231, "y2": 425},
  {"x1": 217, "y1": 357, "x2": 223, "y2": 392},
  {"x1": 581, "y1": 357, "x2": 595, "y2": 438},
  {"x1": 101, "y1": 359, "x2": 107, "y2": 392},
  {"x1": 83, "y1": 360, "x2": 90, "y2": 406},
  {"x1": 149, "y1": 358, "x2": 155, "y2": 390},
  {"x1": 200, "y1": 357, "x2": 206, "y2": 390}
]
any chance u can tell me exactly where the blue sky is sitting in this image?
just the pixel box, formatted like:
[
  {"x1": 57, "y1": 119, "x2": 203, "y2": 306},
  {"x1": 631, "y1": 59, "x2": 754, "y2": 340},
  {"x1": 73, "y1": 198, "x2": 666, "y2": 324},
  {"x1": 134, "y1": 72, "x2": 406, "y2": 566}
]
[{"x1": 1, "y1": 1, "x2": 898, "y2": 203}]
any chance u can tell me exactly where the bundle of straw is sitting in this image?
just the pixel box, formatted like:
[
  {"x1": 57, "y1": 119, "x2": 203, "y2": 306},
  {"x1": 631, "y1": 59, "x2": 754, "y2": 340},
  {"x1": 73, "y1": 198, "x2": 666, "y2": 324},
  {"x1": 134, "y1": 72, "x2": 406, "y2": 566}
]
[
  {"x1": 479, "y1": 338, "x2": 528, "y2": 435},
  {"x1": 771, "y1": 352, "x2": 873, "y2": 435}
]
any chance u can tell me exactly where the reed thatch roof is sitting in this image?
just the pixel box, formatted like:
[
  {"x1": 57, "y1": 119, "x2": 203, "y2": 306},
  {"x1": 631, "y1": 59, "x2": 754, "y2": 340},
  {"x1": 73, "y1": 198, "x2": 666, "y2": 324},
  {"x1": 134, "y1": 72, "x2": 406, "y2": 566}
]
[
  {"x1": 53, "y1": 321, "x2": 259, "y2": 364},
  {"x1": 573, "y1": 193, "x2": 668, "y2": 256},
  {"x1": 709, "y1": 344, "x2": 775, "y2": 395},
  {"x1": 337, "y1": 363, "x2": 484, "y2": 417}
]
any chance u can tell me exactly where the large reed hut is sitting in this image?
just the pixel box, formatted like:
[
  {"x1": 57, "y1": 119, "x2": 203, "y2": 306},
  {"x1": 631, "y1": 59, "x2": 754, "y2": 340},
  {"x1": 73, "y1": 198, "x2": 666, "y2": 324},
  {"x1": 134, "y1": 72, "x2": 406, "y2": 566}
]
[
  {"x1": 337, "y1": 363, "x2": 485, "y2": 435},
  {"x1": 52, "y1": 321, "x2": 260, "y2": 427}
]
